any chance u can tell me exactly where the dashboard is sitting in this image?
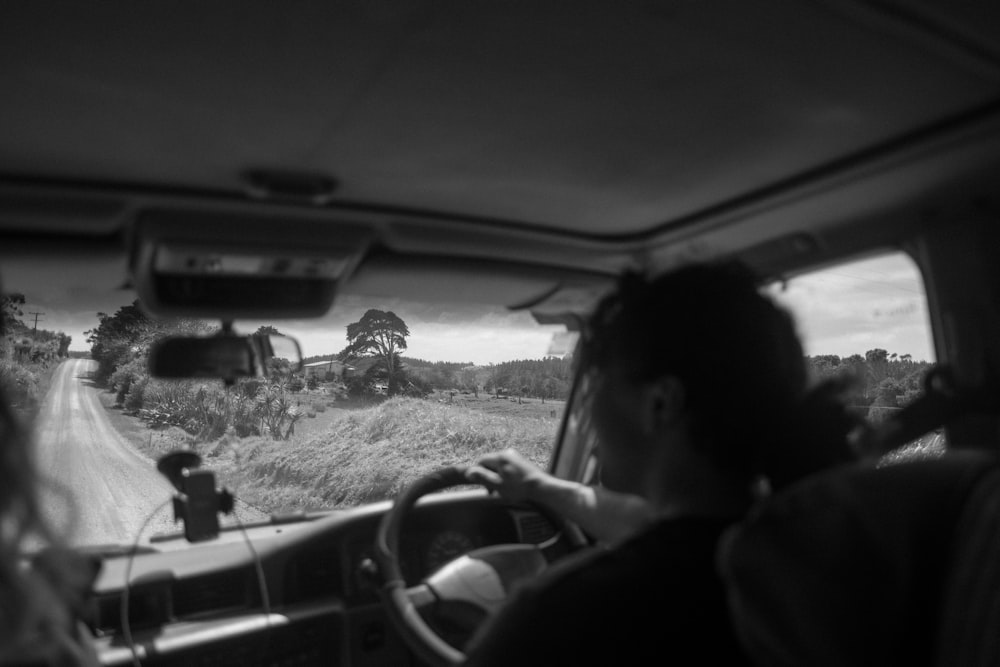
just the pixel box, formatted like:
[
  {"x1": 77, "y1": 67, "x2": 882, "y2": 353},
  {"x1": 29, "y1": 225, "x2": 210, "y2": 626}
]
[{"x1": 84, "y1": 490, "x2": 570, "y2": 666}]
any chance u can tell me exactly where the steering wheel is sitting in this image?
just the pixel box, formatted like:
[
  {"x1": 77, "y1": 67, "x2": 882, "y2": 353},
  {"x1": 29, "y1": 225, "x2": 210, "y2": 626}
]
[{"x1": 374, "y1": 465, "x2": 589, "y2": 667}]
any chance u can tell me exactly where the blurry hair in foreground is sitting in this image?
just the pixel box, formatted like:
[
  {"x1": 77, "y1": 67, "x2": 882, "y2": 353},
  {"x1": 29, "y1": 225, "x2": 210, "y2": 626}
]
[
  {"x1": 0, "y1": 375, "x2": 98, "y2": 664},
  {"x1": 579, "y1": 260, "x2": 862, "y2": 492}
]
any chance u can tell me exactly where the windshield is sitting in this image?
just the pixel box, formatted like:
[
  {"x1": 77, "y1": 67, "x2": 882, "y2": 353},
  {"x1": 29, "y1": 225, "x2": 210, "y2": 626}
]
[
  {"x1": 2, "y1": 250, "x2": 938, "y2": 549},
  {"x1": 2, "y1": 276, "x2": 570, "y2": 548}
]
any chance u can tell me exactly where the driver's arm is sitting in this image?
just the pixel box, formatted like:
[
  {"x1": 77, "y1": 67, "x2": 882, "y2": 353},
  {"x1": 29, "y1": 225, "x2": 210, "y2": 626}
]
[{"x1": 466, "y1": 449, "x2": 653, "y2": 544}]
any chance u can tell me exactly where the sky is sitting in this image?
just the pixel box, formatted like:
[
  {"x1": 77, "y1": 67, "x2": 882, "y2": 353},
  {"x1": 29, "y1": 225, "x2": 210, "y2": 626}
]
[
  {"x1": 768, "y1": 252, "x2": 935, "y2": 362},
  {"x1": 238, "y1": 298, "x2": 570, "y2": 365},
  {"x1": 4, "y1": 251, "x2": 935, "y2": 365}
]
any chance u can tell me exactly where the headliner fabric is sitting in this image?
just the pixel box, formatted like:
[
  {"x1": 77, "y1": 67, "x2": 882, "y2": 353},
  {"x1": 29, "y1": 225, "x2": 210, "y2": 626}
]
[{"x1": 718, "y1": 451, "x2": 1000, "y2": 667}]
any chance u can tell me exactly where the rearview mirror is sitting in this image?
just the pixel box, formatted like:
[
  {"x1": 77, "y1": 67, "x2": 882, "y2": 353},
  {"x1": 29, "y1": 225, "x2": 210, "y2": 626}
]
[{"x1": 148, "y1": 332, "x2": 303, "y2": 382}]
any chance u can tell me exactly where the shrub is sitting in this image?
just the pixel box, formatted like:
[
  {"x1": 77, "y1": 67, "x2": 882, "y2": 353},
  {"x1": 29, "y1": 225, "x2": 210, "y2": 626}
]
[
  {"x1": 345, "y1": 374, "x2": 375, "y2": 398},
  {"x1": 138, "y1": 378, "x2": 306, "y2": 442},
  {"x1": 123, "y1": 376, "x2": 148, "y2": 412},
  {"x1": 240, "y1": 379, "x2": 264, "y2": 399},
  {"x1": 92, "y1": 338, "x2": 134, "y2": 386},
  {"x1": 0, "y1": 360, "x2": 39, "y2": 411},
  {"x1": 404, "y1": 374, "x2": 432, "y2": 397},
  {"x1": 110, "y1": 356, "x2": 149, "y2": 405},
  {"x1": 324, "y1": 381, "x2": 348, "y2": 402}
]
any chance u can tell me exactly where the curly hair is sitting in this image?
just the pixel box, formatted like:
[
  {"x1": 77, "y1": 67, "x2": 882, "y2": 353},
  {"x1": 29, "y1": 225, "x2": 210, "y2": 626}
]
[{"x1": 578, "y1": 261, "x2": 860, "y2": 490}]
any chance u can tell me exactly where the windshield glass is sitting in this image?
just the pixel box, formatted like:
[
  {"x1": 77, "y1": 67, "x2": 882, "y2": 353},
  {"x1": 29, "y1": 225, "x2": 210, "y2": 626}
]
[
  {"x1": 3, "y1": 276, "x2": 570, "y2": 548},
  {"x1": 3, "y1": 250, "x2": 938, "y2": 549}
]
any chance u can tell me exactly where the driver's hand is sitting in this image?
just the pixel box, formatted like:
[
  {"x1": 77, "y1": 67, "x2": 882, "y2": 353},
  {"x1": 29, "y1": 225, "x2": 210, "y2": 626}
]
[{"x1": 465, "y1": 449, "x2": 548, "y2": 503}]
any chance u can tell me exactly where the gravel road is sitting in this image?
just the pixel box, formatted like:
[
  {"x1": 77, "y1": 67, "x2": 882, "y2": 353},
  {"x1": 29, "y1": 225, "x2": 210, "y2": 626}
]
[{"x1": 33, "y1": 358, "x2": 180, "y2": 547}]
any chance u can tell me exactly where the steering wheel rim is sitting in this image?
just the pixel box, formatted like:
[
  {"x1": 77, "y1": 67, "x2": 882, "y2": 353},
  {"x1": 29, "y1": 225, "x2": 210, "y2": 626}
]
[{"x1": 374, "y1": 464, "x2": 587, "y2": 667}]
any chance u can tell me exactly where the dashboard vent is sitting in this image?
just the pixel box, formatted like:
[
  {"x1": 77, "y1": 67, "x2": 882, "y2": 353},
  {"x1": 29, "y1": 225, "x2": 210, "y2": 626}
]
[
  {"x1": 91, "y1": 586, "x2": 170, "y2": 636},
  {"x1": 517, "y1": 511, "x2": 558, "y2": 545},
  {"x1": 172, "y1": 570, "x2": 250, "y2": 617}
]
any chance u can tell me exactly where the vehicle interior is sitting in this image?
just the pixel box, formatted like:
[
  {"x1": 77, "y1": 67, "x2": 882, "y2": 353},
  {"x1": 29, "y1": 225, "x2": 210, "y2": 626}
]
[{"x1": 3, "y1": 1, "x2": 1000, "y2": 665}]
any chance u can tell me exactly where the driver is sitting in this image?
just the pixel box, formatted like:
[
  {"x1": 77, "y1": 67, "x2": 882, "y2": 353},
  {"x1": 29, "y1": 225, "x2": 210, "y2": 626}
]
[{"x1": 462, "y1": 260, "x2": 861, "y2": 665}]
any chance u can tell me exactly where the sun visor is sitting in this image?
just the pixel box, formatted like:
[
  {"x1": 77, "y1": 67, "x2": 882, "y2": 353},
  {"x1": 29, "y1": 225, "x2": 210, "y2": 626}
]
[
  {"x1": 130, "y1": 209, "x2": 371, "y2": 319},
  {"x1": 522, "y1": 281, "x2": 617, "y2": 331}
]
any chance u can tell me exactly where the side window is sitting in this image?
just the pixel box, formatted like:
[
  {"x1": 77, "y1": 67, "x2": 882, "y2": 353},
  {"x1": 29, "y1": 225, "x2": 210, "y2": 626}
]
[{"x1": 767, "y1": 251, "x2": 944, "y2": 462}]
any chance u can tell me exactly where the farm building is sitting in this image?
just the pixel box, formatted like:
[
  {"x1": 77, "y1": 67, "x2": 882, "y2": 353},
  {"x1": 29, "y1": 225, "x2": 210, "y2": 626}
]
[{"x1": 302, "y1": 359, "x2": 352, "y2": 379}]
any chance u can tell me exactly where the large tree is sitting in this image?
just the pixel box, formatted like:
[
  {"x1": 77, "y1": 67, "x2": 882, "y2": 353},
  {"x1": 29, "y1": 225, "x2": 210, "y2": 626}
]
[
  {"x1": 340, "y1": 309, "x2": 410, "y2": 395},
  {"x1": 86, "y1": 300, "x2": 150, "y2": 383}
]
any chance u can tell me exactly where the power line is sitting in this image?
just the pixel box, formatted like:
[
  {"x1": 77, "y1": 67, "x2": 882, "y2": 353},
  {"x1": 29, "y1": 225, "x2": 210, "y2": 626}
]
[{"x1": 27, "y1": 311, "x2": 43, "y2": 331}]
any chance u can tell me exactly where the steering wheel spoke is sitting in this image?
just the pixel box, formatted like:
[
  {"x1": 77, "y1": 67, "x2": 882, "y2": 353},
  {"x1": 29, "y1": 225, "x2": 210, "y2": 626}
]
[{"x1": 407, "y1": 582, "x2": 438, "y2": 610}]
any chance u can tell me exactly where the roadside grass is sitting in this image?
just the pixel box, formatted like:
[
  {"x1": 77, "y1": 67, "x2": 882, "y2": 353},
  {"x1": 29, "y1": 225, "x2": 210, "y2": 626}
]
[
  {"x1": 1, "y1": 357, "x2": 61, "y2": 420},
  {"x1": 106, "y1": 393, "x2": 562, "y2": 515},
  {"x1": 879, "y1": 431, "x2": 946, "y2": 465},
  {"x1": 430, "y1": 391, "x2": 566, "y2": 420},
  {"x1": 214, "y1": 397, "x2": 558, "y2": 512}
]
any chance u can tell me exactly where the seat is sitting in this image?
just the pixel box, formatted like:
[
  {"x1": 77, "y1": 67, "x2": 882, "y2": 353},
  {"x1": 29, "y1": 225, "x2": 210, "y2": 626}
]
[{"x1": 718, "y1": 450, "x2": 1000, "y2": 667}]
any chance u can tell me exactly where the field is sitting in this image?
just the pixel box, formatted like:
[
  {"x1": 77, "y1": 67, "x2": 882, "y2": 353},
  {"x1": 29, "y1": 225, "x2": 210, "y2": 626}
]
[{"x1": 101, "y1": 389, "x2": 566, "y2": 515}]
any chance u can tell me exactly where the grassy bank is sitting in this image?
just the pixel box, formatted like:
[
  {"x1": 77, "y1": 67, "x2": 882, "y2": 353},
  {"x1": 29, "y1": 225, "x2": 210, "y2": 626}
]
[{"x1": 117, "y1": 396, "x2": 561, "y2": 514}]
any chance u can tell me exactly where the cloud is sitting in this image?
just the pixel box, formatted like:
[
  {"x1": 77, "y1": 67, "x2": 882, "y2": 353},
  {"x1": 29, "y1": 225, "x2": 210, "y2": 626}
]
[
  {"x1": 3, "y1": 250, "x2": 937, "y2": 365},
  {"x1": 768, "y1": 252, "x2": 936, "y2": 362}
]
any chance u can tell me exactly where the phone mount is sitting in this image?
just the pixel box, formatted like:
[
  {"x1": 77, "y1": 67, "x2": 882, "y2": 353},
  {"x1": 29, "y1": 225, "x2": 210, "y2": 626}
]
[{"x1": 157, "y1": 450, "x2": 234, "y2": 543}]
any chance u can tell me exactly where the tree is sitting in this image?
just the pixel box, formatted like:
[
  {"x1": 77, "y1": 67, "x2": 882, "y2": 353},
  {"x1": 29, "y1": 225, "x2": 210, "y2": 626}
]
[
  {"x1": 86, "y1": 301, "x2": 150, "y2": 383},
  {"x1": 460, "y1": 367, "x2": 479, "y2": 397},
  {"x1": 865, "y1": 348, "x2": 890, "y2": 386},
  {"x1": 339, "y1": 309, "x2": 410, "y2": 395},
  {"x1": 1, "y1": 293, "x2": 25, "y2": 335},
  {"x1": 86, "y1": 300, "x2": 213, "y2": 384},
  {"x1": 254, "y1": 325, "x2": 282, "y2": 336},
  {"x1": 56, "y1": 333, "x2": 71, "y2": 357},
  {"x1": 485, "y1": 364, "x2": 506, "y2": 397}
]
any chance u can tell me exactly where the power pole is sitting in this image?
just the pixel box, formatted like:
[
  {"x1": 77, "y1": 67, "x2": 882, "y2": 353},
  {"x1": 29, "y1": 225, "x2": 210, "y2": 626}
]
[{"x1": 28, "y1": 311, "x2": 43, "y2": 331}]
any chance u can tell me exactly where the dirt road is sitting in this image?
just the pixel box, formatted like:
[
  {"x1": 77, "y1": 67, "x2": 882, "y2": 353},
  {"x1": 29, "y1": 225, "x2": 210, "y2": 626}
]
[{"x1": 33, "y1": 358, "x2": 177, "y2": 547}]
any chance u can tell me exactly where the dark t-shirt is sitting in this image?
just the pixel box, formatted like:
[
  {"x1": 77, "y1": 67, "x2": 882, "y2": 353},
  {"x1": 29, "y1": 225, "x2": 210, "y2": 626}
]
[{"x1": 462, "y1": 516, "x2": 751, "y2": 666}]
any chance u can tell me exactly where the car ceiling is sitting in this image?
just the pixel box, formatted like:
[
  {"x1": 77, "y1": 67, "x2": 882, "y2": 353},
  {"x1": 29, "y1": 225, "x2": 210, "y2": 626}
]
[{"x1": 2, "y1": 1, "x2": 1000, "y2": 312}]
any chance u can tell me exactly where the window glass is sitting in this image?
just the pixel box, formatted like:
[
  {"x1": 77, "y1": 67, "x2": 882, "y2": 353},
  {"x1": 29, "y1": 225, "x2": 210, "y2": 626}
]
[
  {"x1": 767, "y1": 251, "x2": 945, "y2": 463},
  {"x1": 1, "y1": 263, "x2": 572, "y2": 548}
]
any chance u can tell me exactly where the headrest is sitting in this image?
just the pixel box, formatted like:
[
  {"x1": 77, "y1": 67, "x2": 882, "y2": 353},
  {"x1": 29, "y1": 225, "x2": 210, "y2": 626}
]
[{"x1": 718, "y1": 451, "x2": 1000, "y2": 667}]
